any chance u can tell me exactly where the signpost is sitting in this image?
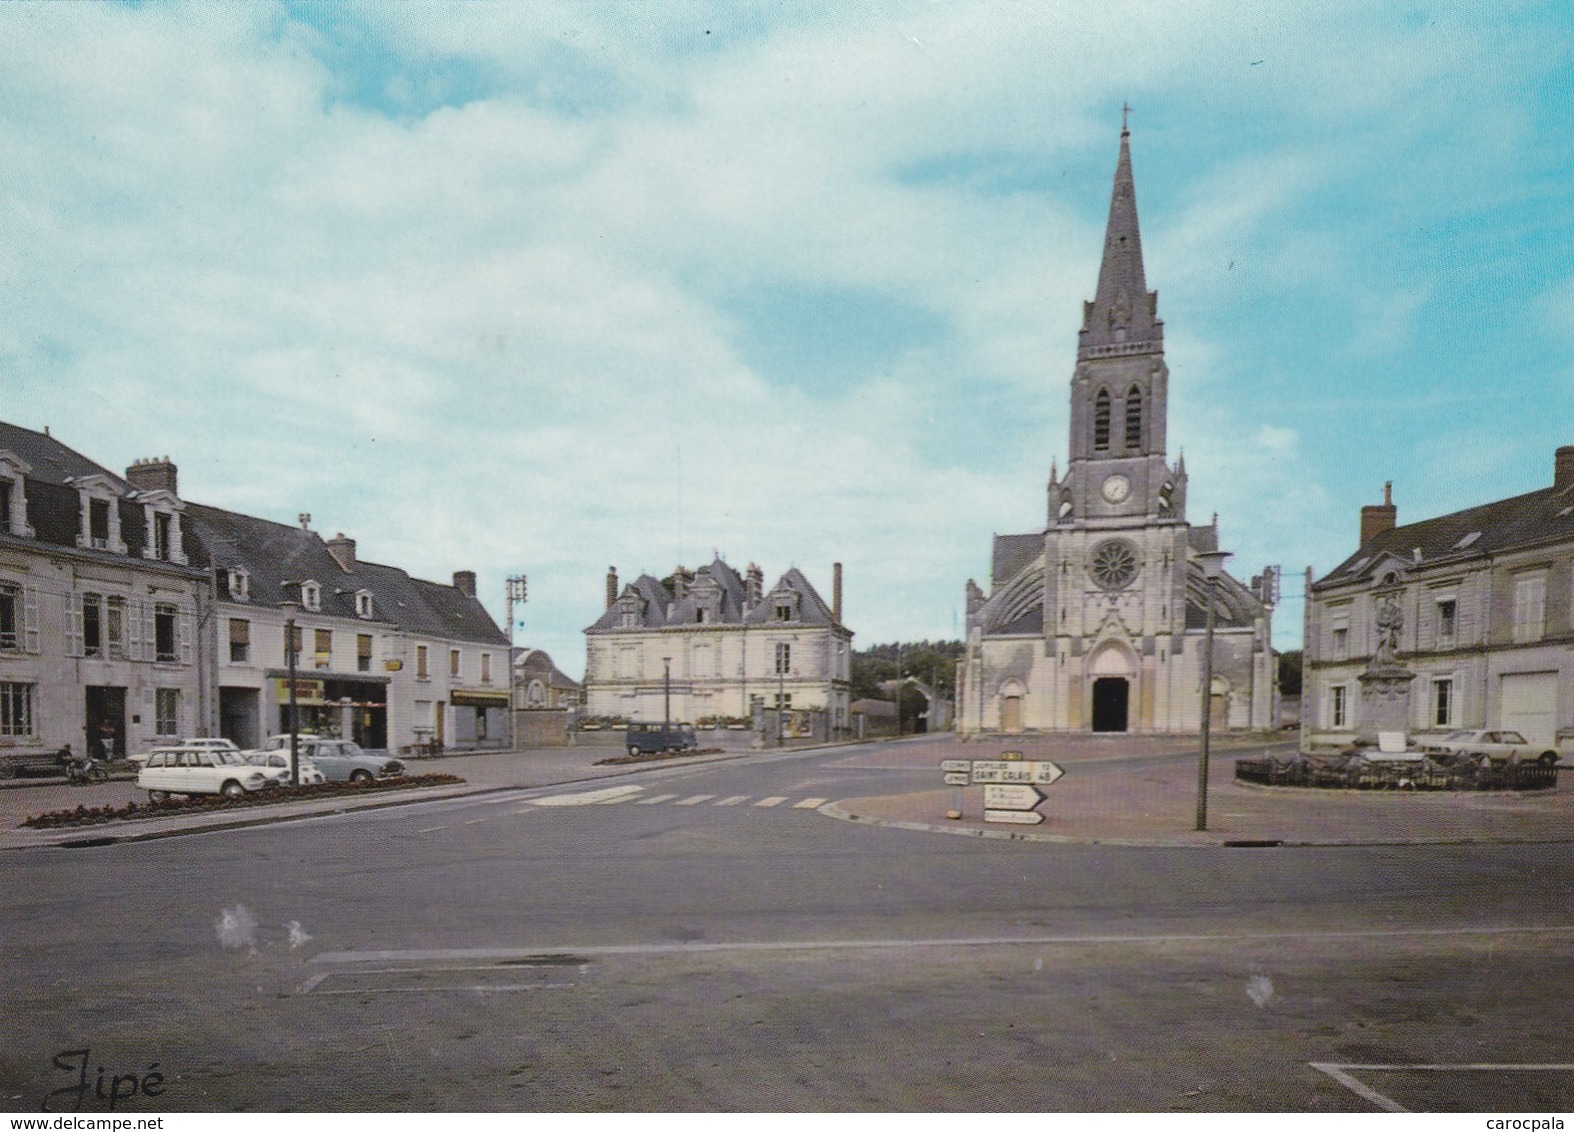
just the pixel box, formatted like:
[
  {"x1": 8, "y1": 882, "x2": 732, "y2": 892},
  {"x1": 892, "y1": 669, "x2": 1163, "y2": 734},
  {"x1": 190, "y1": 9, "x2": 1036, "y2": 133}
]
[{"x1": 939, "y1": 757, "x2": 1063, "y2": 824}]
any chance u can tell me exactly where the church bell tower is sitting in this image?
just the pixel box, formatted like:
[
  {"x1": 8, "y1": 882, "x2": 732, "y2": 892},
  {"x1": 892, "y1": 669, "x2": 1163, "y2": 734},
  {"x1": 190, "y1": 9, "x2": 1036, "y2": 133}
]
[{"x1": 1048, "y1": 116, "x2": 1187, "y2": 527}]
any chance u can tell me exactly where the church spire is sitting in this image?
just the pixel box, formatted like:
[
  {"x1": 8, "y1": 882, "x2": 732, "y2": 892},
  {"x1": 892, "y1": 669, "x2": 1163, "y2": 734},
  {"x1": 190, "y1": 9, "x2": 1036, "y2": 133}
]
[{"x1": 1079, "y1": 113, "x2": 1162, "y2": 358}]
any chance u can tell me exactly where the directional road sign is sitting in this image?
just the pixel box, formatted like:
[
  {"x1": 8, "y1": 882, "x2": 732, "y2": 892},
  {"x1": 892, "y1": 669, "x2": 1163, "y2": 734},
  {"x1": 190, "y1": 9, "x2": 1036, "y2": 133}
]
[
  {"x1": 942, "y1": 772, "x2": 970, "y2": 787},
  {"x1": 969, "y1": 760, "x2": 1064, "y2": 786},
  {"x1": 984, "y1": 809, "x2": 1045, "y2": 825},
  {"x1": 983, "y1": 784, "x2": 1045, "y2": 811},
  {"x1": 939, "y1": 759, "x2": 970, "y2": 773}
]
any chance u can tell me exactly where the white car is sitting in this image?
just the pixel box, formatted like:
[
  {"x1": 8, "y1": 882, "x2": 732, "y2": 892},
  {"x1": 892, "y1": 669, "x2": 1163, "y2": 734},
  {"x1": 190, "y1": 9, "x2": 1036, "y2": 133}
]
[
  {"x1": 1422, "y1": 729, "x2": 1560, "y2": 767},
  {"x1": 129, "y1": 736, "x2": 243, "y2": 769},
  {"x1": 245, "y1": 750, "x2": 326, "y2": 787},
  {"x1": 137, "y1": 746, "x2": 271, "y2": 800}
]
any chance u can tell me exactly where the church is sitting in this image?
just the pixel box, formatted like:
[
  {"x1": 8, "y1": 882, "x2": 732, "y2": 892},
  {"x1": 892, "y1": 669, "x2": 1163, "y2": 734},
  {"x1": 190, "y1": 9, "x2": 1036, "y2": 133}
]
[{"x1": 958, "y1": 123, "x2": 1277, "y2": 735}]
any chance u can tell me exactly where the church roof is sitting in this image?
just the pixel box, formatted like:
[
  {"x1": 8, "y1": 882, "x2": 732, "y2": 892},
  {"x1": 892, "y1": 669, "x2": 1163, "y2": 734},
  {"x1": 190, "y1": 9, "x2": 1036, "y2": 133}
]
[
  {"x1": 992, "y1": 531, "x2": 1045, "y2": 588},
  {"x1": 1079, "y1": 121, "x2": 1163, "y2": 359}
]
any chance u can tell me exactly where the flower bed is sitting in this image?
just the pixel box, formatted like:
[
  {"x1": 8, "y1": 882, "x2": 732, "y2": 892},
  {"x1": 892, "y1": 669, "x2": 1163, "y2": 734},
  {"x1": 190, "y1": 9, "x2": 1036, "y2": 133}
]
[
  {"x1": 1235, "y1": 755, "x2": 1556, "y2": 791},
  {"x1": 20, "y1": 773, "x2": 464, "y2": 829},
  {"x1": 593, "y1": 748, "x2": 724, "y2": 767}
]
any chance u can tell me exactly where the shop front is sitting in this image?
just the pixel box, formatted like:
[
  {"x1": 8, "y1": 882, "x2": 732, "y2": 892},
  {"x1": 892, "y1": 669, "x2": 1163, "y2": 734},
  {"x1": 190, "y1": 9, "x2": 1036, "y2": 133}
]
[
  {"x1": 272, "y1": 674, "x2": 388, "y2": 750},
  {"x1": 450, "y1": 688, "x2": 509, "y2": 750}
]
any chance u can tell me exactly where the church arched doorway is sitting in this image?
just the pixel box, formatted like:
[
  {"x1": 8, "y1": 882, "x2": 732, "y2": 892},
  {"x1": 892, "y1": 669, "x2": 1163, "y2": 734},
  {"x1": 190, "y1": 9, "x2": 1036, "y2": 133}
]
[
  {"x1": 1092, "y1": 677, "x2": 1129, "y2": 732},
  {"x1": 997, "y1": 679, "x2": 1026, "y2": 734}
]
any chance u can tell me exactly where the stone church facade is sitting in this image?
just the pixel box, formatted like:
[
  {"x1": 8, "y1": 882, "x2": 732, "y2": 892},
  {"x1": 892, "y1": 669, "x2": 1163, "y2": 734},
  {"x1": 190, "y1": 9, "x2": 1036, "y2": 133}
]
[{"x1": 958, "y1": 125, "x2": 1276, "y2": 735}]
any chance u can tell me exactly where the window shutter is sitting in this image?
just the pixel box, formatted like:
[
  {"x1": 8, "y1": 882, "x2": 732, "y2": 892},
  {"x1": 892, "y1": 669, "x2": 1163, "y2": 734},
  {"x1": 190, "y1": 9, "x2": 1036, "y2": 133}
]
[
  {"x1": 179, "y1": 608, "x2": 193, "y2": 666},
  {"x1": 229, "y1": 618, "x2": 250, "y2": 646},
  {"x1": 142, "y1": 603, "x2": 155, "y2": 663},
  {"x1": 23, "y1": 586, "x2": 40, "y2": 653},
  {"x1": 67, "y1": 597, "x2": 84, "y2": 657},
  {"x1": 127, "y1": 600, "x2": 143, "y2": 661}
]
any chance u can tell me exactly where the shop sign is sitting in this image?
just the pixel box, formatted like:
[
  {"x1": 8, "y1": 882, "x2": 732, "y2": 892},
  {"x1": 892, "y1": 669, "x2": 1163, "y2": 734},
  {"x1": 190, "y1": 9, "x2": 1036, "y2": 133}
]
[{"x1": 273, "y1": 677, "x2": 325, "y2": 705}]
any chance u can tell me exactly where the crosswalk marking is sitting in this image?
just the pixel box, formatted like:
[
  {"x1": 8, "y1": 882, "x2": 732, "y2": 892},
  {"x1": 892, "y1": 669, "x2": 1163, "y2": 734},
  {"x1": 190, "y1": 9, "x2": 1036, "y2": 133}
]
[
  {"x1": 794, "y1": 797, "x2": 827, "y2": 809},
  {"x1": 596, "y1": 793, "x2": 637, "y2": 804},
  {"x1": 714, "y1": 795, "x2": 750, "y2": 806},
  {"x1": 754, "y1": 796, "x2": 787, "y2": 807},
  {"x1": 674, "y1": 794, "x2": 715, "y2": 806},
  {"x1": 637, "y1": 793, "x2": 680, "y2": 805}
]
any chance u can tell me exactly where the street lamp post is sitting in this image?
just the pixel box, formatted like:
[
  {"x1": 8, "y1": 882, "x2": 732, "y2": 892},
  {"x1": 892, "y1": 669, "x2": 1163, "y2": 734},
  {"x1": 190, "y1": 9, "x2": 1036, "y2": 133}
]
[
  {"x1": 1194, "y1": 549, "x2": 1232, "y2": 832},
  {"x1": 776, "y1": 652, "x2": 785, "y2": 747},
  {"x1": 505, "y1": 575, "x2": 527, "y2": 752},
  {"x1": 280, "y1": 601, "x2": 301, "y2": 788},
  {"x1": 663, "y1": 656, "x2": 672, "y2": 741}
]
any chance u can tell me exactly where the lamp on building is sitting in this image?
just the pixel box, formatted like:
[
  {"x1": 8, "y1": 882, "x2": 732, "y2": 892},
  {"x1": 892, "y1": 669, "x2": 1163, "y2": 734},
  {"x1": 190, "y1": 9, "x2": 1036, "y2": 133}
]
[
  {"x1": 1194, "y1": 549, "x2": 1232, "y2": 832},
  {"x1": 280, "y1": 598, "x2": 302, "y2": 788}
]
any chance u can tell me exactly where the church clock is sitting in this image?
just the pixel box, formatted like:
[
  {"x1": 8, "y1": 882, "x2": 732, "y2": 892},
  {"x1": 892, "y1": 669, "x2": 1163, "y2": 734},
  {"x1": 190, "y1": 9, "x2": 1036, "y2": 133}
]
[{"x1": 1101, "y1": 474, "x2": 1131, "y2": 504}]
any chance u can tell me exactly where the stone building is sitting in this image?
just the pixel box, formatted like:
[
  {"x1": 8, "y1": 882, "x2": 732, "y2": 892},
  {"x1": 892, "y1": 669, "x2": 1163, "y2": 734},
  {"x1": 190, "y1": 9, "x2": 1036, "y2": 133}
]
[
  {"x1": 583, "y1": 557, "x2": 852, "y2": 728},
  {"x1": 0, "y1": 417, "x2": 511, "y2": 763},
  {"x1": 0, "y1": 424, "x2": 209, "y2": 766},
  {"x1": 957, "y1": 124, "x2": 1276, "y2": 734},
  {"x1": 183, "y1": 503, "x2": 511, "y2": 754},
  {"x1": 1303, "y1": 449, "x2": 1574, "y2": 750}
]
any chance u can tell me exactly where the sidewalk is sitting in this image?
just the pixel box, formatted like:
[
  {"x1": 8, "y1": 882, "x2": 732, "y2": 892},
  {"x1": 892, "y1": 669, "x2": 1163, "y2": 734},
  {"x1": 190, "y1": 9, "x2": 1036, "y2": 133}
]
[{"x1": 823, "y1": 735, "x2": 1574, "y2": 847}]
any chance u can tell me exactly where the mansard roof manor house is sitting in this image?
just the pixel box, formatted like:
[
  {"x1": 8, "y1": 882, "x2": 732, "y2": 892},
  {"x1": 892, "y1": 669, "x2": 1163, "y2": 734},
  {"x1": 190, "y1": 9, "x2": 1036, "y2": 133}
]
[{"x1": 957, "y1": 123, "x2": 1276, "y2": 735}]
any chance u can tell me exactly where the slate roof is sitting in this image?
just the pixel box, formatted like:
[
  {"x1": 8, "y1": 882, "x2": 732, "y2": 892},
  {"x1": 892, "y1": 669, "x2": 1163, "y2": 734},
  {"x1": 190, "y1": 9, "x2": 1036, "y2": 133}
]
[
  {"x1": 586, "y1": 557, "x2": 844, "y2": 633},
  {"x1": 183, "y1": 502, "x2": 506, "y2": 646},
  {"x1": 1315, "y1": 482, "x2": 1574, "y2": 590},
  {"x1": 992, "y1": 531, "x2": 1044, "y2": 588},
  {"x1": 0, "y1": 422, "x2": 202, "y2": 568},
  {"x1": 513, "y1": 648, "x2": 582, "y2": 691}
]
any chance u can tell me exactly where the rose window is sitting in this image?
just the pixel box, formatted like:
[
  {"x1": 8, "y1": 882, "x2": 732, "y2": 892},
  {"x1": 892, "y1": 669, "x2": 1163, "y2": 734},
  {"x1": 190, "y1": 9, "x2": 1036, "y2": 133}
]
[{"x1": 1090, "y1": 541, "x2": 1138, "y2": 590}]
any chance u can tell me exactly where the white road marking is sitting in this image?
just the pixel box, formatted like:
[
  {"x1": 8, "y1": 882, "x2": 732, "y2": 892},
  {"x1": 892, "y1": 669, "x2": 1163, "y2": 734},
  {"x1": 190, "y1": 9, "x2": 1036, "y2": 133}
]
[
  {"x1": 1310, "y1": 1062, "x2": 1574, "y2": 1114},
  {"x1": 415, "y1": 825, "x2": 448, "y2": 834},
  {"x1": 794, "y1": 797, "x2": 828, "y2": 809},
  {"x1": 309, "y1": 982, "x2": 575, "y2": 996},
  {"x1": 714, "y1": 795, "x2": 750, "y2": 806},
  {"x1": 754, "y1": 796, "x2": 787, "y2": 807},
  {"x1": 675, "y1": 794, "x2": 716, "y2": 806},
  {"x1": 464, "y1": 818, "x2": 487, "y2": 825},
  {"x1": 637, "y1": 793, "x2": 680, "y2": 805},
  {"x1": 531, "y1": 785, "x2": 644, "y2": 807},
  {"x1": 313, "y1": 924, "x2": 1574, "y2": 966},
  {"x1": 596, "y1": 793, "x2": 637, "y2": 804}
]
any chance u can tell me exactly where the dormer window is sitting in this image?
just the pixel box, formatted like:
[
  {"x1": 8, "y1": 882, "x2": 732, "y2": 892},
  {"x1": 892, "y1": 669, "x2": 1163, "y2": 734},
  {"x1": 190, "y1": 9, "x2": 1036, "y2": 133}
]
[
  {"x1": 355, "y1": 590, "x2": 374, "y2": 619},
  {"x1": 228, "y1": 569, "x2": 250, "y2": 601},
  {"x1": 301, "y1": 580, "x2": 321, "y2": 613},
  {"x1": 0, "y1": 451, "x2": 33, "y2": 537},
  {"x1": 137, "y1": 493, "x2": 188, "y2": 565},
  {"x1": 69, "y1": 475, "x2": 126, "y2": 555}
]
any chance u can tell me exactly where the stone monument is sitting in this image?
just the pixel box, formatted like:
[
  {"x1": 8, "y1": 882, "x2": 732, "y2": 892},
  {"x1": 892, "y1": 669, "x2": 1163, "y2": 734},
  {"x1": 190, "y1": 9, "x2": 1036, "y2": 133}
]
[{"x1": 1356, "y1": 593, "x2": 1416, "y2": 745}]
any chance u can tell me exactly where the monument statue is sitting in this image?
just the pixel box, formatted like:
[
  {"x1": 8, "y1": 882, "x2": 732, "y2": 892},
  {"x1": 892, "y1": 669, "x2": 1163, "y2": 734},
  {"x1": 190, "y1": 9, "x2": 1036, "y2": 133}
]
[{"x1": 1373, "y1": 594, "x2": 1403, "y2": 666}]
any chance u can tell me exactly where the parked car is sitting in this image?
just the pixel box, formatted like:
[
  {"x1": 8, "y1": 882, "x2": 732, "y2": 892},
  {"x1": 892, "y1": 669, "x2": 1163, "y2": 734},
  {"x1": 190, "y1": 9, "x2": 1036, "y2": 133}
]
[
  {"x1": 1420, "y1": 729, "x2": 1559, "y2": 767},
  {"x1": 245, "y1": 750, "x2": 326, "y2": 787},
  {"x1": 137, "y1": 746, "x2": 271, "y2": 800},
  {"x1": 249, "y1": 735, "x2": 403, "y2": 783},
  {"x1": 129, "y1": 736, "x2": 244, "y2": 768},
  {"x1": 624, "y1": 722, "x2": 699, "y2": 756}
]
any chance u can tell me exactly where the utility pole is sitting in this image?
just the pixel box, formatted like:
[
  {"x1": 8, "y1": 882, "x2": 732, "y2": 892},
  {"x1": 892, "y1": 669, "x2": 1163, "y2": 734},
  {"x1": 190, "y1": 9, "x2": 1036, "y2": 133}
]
[
  {"x1": 505, "y1": 575, "x2": 527, "y2": 752},
  {"x1": 281, "y1": 603, "x2": 301, "y2": 788},
  {"x1": 1195, "y1": 550, "x2": 1232, "y2": 832}
]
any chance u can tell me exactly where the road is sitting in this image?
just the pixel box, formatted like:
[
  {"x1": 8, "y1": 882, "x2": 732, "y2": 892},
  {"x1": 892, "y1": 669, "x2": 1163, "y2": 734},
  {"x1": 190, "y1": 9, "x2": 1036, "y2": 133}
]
[{"x1": 4, "y1": 736, "x2": 1573, "y2": 1112}]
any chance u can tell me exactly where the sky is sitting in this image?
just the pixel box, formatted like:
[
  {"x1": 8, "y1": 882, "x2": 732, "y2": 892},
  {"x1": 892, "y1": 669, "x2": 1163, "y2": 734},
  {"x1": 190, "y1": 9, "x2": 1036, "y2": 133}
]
[{"x1": 2, "y1": 1, "x2": 1572, "y2": 669}]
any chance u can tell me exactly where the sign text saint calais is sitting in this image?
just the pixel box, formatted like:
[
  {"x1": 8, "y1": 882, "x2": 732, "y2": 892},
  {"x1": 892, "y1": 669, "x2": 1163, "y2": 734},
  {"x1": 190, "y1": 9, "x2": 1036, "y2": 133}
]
[{"x1": 941, "y1": 753, "x2": 1064, "y2": 825}]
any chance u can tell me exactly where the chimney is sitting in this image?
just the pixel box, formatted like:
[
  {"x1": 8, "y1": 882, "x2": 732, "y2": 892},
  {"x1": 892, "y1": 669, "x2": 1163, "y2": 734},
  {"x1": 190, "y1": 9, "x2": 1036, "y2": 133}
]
[
  {"x1": 672, "y1": 566, "x2": 691, "y2": 601},
  {"x1": 832, "y1": 562, "x2": 843, "y2": 623},
  {"x1": 606, "y1": 567, "x2": 618, "y2": 610},
  {"x1": 325, "y1": 532, "x2": 356, "y2": 573},
  {"x1": 452, "y1": 570, "x2": 476, "y2": 598},
  {"x1": 1556, "y1": 446, "x2": 1574, "y2": 492},
  {"x1": 745, "y1": 563, "x2": 764, "y2": 608},
  {"x1": 1360, "y1": 481, "x2": 1397, "y2": 546},
  {"x1": 125, "y1": 456, "x2": 178, "y2": 496}
]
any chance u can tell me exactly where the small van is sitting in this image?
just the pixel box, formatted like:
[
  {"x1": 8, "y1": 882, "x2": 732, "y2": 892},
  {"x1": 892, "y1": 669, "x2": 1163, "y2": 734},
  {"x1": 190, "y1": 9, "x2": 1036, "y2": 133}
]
[{"x1": 624, "y1": 722, "x2": 699, "y2": 757}]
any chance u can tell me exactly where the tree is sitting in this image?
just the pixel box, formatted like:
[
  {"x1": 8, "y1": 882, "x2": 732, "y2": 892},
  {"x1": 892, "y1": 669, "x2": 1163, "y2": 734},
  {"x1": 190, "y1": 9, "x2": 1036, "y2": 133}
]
[
  {"x1": 850, "y1": 641, "x2": 966, "y2": 730},
  {"x1": 1278, "y1": 649, "x2": 1302, "y2": 697}
]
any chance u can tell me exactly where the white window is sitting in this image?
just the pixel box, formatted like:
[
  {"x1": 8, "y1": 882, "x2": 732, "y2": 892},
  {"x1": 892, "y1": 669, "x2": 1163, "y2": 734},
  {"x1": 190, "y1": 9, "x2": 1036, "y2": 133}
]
[
  {"x1": 1432, "y1": 677, "x2": 1453, "y2": 728},
  {"x1": 0, "y1": 584, "x2": 17, "y2": 651},
  {"x1": 301, "y1": 581, "x2": 322, "y2": 613},
  {"x1": 692, "y1": 644, "x2": 714, "y2": 679},
  {"x1": 481, "y1": 654, "x2": 492, "y2": 684},
  {"x1": 356, "y1": 590, "x2": 374, "y2": 619},
  {"x1": 1513, "y1": 573, "x2": 1546, "y2": 644},
  {"x1": 1330, "y1": 685, "x2": 1348, "y2": 729},
  {"x1": 1435, "y1": 598, "x2": 1457, "y2": 646},
  {"x1": 0, "y1": 460, "x2": 31, "y2": 537},
  {"x1": 1331, "y1": 627, "x2": 1349, "y2": 660},
  {"x1": 775, "y1": 642, "x2": 791, "y2": 674},
  {"x1": 154, "y1": 603, "x2": 178, "y2": 663},
  {"x1": 228, "y1": 569, "x2": 250, "y2": 601},
  {"x1": 229, "y1": 618, "x2": 250, "y2": 664},
  {"x1": 1, "y1": 682, "x2": 34, "y2": 737},
  {"x1": 155, "y1": 689, "x2": 180, "y2": 737}
]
